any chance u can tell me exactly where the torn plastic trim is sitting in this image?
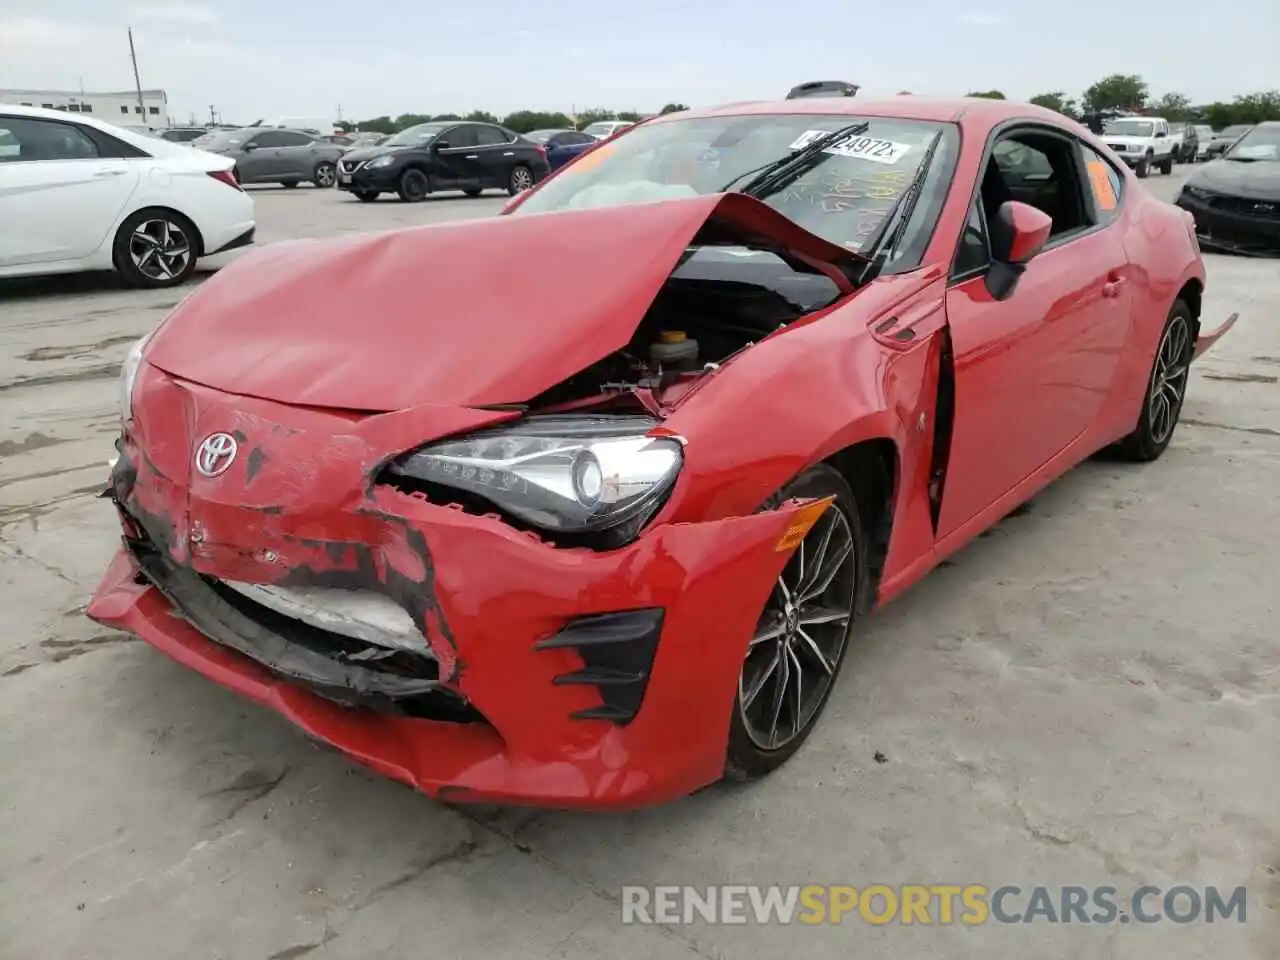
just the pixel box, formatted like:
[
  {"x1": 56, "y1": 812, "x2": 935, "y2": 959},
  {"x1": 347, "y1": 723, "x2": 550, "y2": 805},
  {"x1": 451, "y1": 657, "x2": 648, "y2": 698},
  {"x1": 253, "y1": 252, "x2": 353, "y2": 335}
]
[
  {"x1": 127, "y1": 536, "x2": 446, "y2": 700},
  {"x1": 1193, "y1": 312, "x2": 1239, "y2": 361}
]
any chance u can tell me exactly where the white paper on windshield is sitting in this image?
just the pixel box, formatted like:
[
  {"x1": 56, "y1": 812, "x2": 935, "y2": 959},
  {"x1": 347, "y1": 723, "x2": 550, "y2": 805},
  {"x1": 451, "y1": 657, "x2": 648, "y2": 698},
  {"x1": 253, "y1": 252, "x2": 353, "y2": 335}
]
[
  {"x1": 824, "y1": 136, "x2": 913, "y2": 164},
  {"x1": 789, "y1": 130, "x2": 833, "y2": 150}
]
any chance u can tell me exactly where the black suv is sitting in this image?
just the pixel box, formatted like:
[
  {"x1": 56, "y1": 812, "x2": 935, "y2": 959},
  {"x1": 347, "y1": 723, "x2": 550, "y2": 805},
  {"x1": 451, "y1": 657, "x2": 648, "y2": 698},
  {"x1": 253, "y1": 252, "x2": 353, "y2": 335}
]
[{"x1": 336, "y1": 120, "x2": 551, "y2": 202}]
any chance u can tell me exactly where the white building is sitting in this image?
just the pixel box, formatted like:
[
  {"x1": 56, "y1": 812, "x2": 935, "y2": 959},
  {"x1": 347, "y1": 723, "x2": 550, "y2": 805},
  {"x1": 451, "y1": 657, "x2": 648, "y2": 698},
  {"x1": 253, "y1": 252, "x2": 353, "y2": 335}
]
[{"x1": 0, "y1": 88, "x2": 170, "y2": 130}]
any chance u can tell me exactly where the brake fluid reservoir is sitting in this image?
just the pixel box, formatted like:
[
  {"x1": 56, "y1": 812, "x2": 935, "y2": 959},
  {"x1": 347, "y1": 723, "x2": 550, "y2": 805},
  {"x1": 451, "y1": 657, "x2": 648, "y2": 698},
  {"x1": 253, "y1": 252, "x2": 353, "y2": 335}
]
[{"x1": 651, "y1": 330, "x2": 699, "y2": 370}]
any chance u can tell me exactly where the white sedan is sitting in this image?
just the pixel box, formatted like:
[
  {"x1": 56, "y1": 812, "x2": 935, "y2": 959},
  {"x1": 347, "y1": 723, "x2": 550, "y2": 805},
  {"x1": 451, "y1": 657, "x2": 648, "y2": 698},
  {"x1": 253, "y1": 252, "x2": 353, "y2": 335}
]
[{"x1": 0, "y1": 104, "x2": 255, "y2": 288}]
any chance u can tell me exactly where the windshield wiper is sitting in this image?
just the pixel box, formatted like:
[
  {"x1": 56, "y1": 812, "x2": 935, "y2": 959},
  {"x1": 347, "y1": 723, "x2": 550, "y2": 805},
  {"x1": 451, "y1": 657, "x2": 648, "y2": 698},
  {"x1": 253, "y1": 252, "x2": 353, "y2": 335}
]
[
  {"x1": 718, "y1": 122, "x2": 870, "y2": 197},
  {"x1": 854, "y1": 129, "x2": 945, "y2": 285}
]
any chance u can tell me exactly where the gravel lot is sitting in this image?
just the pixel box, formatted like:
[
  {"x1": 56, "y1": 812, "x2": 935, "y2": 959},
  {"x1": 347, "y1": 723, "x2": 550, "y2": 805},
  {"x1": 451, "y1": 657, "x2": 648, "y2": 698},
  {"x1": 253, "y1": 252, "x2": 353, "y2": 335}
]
[{"x1": 1, "y1": 173, "x2": 1276, "y2": 960}]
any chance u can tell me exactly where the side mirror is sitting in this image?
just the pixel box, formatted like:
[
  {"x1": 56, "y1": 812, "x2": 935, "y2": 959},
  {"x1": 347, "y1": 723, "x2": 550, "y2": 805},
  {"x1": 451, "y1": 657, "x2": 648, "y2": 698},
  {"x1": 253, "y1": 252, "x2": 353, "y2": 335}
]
[
  {"x1": 434, "y1": 139, "x2": 450, "y2": 151},
  {"x1": 985, "y1": 200, "x2": 1053, "y2": 301},
  {"x1": 242, "y1": 142, "x2": 259, "y2": 152}
]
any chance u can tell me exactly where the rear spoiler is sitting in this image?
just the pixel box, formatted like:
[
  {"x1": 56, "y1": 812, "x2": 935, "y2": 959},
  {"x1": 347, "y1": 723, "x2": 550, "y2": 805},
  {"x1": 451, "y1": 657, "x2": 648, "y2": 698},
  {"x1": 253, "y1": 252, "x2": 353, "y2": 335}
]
[{"x1": 1193, "y1": 313, "x2": 1238, "y2": 361}]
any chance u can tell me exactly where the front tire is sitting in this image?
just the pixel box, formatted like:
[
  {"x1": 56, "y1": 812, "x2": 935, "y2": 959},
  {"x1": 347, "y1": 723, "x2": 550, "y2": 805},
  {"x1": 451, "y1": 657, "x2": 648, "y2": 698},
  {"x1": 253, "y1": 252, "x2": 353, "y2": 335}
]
[
  {"x1": 1135, "y1": 155, "x2": 1151, "y2": 178},
  {"x1": 1113, "y1": 299, "x2": 1194, "y2": 462},
  {"x1": 313, "y1": 161, "x2": 337, "y2": 188},
  {"x1": 724, "y1": 464, "x2": 868, "y2": 782},
  {"x1": 353, "y1": 190, "x2": 379, "y2": 203},
  {"x1": 463, "y1": 187, "x2": 483, "y2": 198},
  {"x1": 112, "y1": 209, "x2": 200, "y2": 289},
  {"x1": 281, "y1": 180, "x2": 299, "y2": 189},
  {"x1": 397, "y1": 168, "x2": 430, "y2": 202},
  {"x1": 1158, "y1": 155, "x2": 1174, "y2": 175},
  {"x1": 507, "y1": 164, "x2": 534, "y2": 196}
]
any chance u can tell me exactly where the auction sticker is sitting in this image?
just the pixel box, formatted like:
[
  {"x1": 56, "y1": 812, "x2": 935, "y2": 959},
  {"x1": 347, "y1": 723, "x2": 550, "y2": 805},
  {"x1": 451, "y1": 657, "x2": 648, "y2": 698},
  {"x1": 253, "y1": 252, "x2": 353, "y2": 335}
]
[{"x1": 825, "y1": 136, "x2": 913, "y2": 164}]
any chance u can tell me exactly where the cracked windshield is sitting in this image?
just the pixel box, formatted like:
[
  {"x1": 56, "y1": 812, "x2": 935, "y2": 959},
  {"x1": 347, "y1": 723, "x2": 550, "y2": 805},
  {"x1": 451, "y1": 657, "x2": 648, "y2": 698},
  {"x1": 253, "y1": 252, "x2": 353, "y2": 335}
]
[{"x1": 514, "y1": 115, "x2": 950, "y2": 253}]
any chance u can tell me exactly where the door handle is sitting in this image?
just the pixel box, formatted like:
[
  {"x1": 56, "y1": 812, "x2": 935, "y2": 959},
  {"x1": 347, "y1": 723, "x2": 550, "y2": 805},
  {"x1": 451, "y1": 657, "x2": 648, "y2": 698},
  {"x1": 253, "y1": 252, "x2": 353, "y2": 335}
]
[
  {"x1": 1102, "y1": 276, "x2": 1126, "y2": 298},
  {"x1": 94, "y1": 170, "x2": 127, "y2": 177},
  {"x1": 464, "y1": 154, "x2": 478, "y2": 159}
]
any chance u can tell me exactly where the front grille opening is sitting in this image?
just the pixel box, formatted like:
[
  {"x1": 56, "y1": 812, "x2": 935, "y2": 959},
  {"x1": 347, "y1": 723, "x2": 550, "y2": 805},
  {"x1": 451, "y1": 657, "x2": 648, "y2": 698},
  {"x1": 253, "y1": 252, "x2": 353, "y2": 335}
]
[{"x1": 376, "y1": 471, "x2": 651, "y2": 552}]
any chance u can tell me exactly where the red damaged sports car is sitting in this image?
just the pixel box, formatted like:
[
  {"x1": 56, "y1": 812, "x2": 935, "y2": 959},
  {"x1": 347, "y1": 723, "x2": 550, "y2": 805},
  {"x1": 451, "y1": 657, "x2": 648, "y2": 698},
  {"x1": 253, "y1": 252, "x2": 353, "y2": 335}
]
[{"x1": 90, "y1": 97, "x2": 1237, "y2": 809}]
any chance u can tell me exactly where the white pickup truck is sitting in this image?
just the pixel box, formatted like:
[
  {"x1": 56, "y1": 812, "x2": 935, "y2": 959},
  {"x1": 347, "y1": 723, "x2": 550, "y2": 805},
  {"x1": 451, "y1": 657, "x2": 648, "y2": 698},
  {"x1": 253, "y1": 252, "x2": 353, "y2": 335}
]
[{"x1": 1101, "y1": 116, "x2": 1177, "y2": 178}]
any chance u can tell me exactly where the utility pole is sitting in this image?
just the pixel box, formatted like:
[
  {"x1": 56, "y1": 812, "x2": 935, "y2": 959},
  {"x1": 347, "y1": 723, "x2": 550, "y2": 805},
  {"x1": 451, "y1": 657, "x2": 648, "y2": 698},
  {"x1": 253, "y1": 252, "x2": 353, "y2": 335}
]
[
  {"x1": 209, "y1": 104, "x2": 216, "y2": 126},
  {"x1": 127, "y1": 27, "x2": 146, "y2": 124}
]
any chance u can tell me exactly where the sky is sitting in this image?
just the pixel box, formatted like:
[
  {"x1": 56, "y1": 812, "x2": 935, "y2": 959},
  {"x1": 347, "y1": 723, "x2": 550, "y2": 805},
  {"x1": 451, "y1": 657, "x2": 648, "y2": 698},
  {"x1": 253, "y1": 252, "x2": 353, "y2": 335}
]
[{"x1": 0, "y1": 0, "x2": 1276, "y2": 125}]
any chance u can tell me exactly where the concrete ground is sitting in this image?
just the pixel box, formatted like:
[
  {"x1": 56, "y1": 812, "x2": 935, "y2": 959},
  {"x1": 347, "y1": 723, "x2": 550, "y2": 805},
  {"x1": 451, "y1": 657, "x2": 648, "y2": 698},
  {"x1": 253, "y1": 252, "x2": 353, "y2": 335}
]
[{"x1": 1, "y1": 172, "x2": 1276, "y2": 960}]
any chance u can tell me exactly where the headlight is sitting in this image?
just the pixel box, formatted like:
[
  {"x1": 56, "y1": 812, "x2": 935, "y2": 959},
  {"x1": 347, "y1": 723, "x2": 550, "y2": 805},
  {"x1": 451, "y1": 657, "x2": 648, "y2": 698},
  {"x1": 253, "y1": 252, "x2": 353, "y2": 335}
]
[
  {"x1": 1181, "y1": 184, "x2": 1212, "y2": 201},
  {"x1": 119, "y1": 334, "x2": 151, "y2": 422},
  {"x1": 390, "y1": 415, "x2": 683, "y2": 534},
  {"x1": 366, "y1": 155, "x2": 394, "y2": 169}
]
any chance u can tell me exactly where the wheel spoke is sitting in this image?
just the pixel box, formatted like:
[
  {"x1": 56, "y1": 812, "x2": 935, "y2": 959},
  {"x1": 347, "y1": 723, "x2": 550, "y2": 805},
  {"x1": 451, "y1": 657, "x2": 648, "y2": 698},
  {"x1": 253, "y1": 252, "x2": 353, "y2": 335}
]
[
  {"x1": 741, "y1": 644, "x2": 781, "y2": 711},
  {"x1": 752, "y1": 611, "x2": 787, "y2": 646},
  {"x1": 799, "y1": 539, "x2": 853, "y2": 604},
  {"x1": 798, "y1": 513, "x2": 835, "y2": 595},
  {"x1": 766, "y1": 647, "x2": 790, "y2": 746},
  {"x1": 786, "y1": 644, "x2": 804, "y2": 735},
  {"x1": 797, "y1": 605, "x2": 849, "y2": 628},
  {"x1": 795, "y1": 627, "x2": 835, "y2": 676}
]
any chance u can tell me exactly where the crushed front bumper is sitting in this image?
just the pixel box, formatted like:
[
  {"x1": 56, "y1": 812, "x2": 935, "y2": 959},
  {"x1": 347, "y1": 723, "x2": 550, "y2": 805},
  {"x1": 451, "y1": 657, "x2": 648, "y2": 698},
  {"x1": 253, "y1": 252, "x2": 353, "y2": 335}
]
[
  {"x1": 89, "y1": 408, "x2": 812, "y2": 809},
  {"x1": 1176, "y1": 192, "x2": 1280, "y2": 256}
]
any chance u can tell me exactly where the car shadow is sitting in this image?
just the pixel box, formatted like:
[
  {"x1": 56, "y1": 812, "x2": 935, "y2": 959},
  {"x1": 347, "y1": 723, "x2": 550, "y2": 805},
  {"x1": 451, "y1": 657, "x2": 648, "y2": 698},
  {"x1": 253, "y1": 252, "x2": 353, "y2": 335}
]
[{"x1": 0, "y1": 270, "x2": 215, "y2": 303}]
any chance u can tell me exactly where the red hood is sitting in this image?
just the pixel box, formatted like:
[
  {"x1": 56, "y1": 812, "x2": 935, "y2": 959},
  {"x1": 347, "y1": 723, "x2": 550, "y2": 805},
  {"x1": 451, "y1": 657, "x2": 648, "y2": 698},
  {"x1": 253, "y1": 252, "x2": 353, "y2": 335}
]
[{"x1": 145, "y1": 193, "x2": 860, "y2": 412}]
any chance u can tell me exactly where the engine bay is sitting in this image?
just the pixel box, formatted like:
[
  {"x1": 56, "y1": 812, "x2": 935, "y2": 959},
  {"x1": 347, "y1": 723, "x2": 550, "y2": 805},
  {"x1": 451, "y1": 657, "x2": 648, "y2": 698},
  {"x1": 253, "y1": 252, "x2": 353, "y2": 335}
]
[{"x1": 529, "y1": 247, "x2": 846, "y2": 412}]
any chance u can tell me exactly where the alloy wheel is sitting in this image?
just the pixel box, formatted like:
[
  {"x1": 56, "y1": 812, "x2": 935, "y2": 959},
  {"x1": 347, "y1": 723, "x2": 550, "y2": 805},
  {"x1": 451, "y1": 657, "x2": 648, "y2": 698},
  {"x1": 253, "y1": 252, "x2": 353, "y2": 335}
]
[
  {"x1": 315, "y1": 163, "x2": 337, "y2": 187},
  {"x1": 128, "y1": 219, "x2": 191, "y2": 282},
  {"x1": 1148, "y1": 313, "x2": 1191, "y2": 445},
  {"x1": 738, "y1": 508, "x2": 857, "y2": 751},
  {"x1": 511, "y1": 166, "x2": 534, "y2": 192}
]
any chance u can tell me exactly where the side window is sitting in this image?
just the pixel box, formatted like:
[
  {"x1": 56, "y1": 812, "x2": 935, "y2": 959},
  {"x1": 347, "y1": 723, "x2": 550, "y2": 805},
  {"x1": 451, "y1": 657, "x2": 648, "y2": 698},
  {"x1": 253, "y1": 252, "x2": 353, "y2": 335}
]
[
  {"x1": 952, "y1": 199, "x2": 990, "y2": 278},
  {"x1": 567, "y1": 132, "x2": 595, "y2": 145},
  {"x1": 0, "y1": 117, "x2": 99, "y2": 162},
  {"x1": 276, "y1": 131, "x2": 313, "y2": 147},
  {"x1": 982, "y1": 131, "x2": 1090, "y2": 241},
  {"x1": 441, "y1": 126, "x2": 477, "y2": 148},
  {"x1": 1078, "y1": 144, "x2": 1123, "y2": 225},
  {"x1": 251, "y1": 131, "x2": 286, "y2": 148},
  {"x1": 474, "y1": 125, "x2": 508, "y2": 147}
]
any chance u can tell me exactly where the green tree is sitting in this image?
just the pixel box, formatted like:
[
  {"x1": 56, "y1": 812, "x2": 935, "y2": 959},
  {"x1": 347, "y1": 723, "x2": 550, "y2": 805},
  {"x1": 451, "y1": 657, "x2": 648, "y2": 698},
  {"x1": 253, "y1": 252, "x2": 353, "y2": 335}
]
[
  {"x1": 1152, "y1": 92, "x2": 1191, "y2": 121},
  {"x1": 574, "y1": 107, "x2": 614, "y2": 130},
  {"x1": 353, "y1": 115, "x2": 395, "y2": 134},
  {"x1": 502, "y1": 110, "x2": 574, "y2": 132},
  {"x1": 393, "y1": 113, "x2": 433, "y2": 130},
  {"x1": 464, "y1": 110, "x2": 498, "y2": 123},
  {"x1": 335, "y1": 120, "x2": 354, "y2": 133},
  {"x1": 965, "y1": 90, "x2": 1006, "y2": 99},
  {"x1": 430, "y1": 113, "x2": 461, "y2": 122},
  {"x1": 1083, "y1": 74, "x2": 1148, "y2": 112},
  {"x1": 659, "y1": 103, "x2": 689, "y2": 114},
  {"x1": 1029, "y1": 91, "x2": 1079, "y2": 118},
  {"x1": 616, "y1": 110, "x2": 642, "y2": 122},
  {"x1": 1230, "y1": 89, "x2": 1280, "y2": 123}
]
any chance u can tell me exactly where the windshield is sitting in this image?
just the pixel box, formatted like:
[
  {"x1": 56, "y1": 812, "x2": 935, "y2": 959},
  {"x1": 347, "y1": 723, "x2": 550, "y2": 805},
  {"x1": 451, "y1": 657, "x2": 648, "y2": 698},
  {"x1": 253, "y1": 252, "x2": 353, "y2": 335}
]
[
  {"x1": 383, "y1": 122, "x2": 452, "y2": 147},
  {"x1": 583, "y1": 123, "x2": 619, "y2": 136},
  {"x1": 1221, "y1": 125, "x2": 1253, "y2": 139},
  {"x1": 1224, "y1": 125, "x2": 1280, "y2": 161},
  {"x1": 1104, "y1": 119, "x2": 1154, "y2": 137},
  {"x1": 1194, "y1": 126, "x2": 1213, "y2": 137},
  {"x1": 512, "y1": 113, "x2": 955, "y2": 256},
  {"x1": 524, "y1": 130, "x2": 559, "y2": 143}
]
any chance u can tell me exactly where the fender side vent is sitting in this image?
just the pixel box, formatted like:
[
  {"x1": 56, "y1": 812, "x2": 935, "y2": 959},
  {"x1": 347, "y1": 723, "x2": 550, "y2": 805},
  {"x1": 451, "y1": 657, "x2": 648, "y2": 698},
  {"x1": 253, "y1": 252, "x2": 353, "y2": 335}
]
[{"x1": 534, "y1": 609, "x2": 664, "y2": 725}]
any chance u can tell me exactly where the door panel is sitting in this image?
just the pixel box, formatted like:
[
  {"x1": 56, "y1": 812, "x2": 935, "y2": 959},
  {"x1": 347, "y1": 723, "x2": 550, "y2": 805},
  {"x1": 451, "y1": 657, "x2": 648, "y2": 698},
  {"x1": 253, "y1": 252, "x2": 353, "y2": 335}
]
[
  {"x1": 939, "y1": 229, "x2": 1131, "y2": 537},
  {"x1": 0, "y1": 116, "x2": 142, "y2": 265}
]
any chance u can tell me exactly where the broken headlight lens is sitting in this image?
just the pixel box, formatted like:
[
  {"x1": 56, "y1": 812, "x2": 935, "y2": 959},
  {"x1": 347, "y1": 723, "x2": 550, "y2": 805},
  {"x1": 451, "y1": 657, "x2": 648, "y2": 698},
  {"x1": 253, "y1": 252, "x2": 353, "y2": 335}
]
[
  {"x1": 391, "y1": 415, "x2": 683, "y2": 533},
  {"x1": 118, "y1": 334, "x2": 150, "y2": 422}
]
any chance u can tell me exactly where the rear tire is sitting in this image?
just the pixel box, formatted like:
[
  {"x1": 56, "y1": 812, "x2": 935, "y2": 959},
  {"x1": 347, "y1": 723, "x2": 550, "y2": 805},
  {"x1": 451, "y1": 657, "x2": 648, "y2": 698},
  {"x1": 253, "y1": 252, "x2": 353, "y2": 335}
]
[
  {"x1": 507, "y1": 164, "x2": 534, "y2": 196},
  {"x1": 463, "y1": 187, "x2": 483, "y2": 198},
  {"x1": 1113, "y1": 299, "x2": 1194, "y2": 462},
  {"x1": 112, "y1": 209, "x2": 201, "y2": 289},
  {"x1": 281, "y1": 181, "x2": 299, "y2": 189},
  {"x1": 353, "y1": 190, "x2": 379, "y2": 203},
  {"x1": 397, "y1": 168, "x2": 430, "y2": 202},
  {"x1": 1158, "y1": 155, "x2": 1174, "y2": 175},
  {"x1": 724, "y1": 464, "x2": 869, "y2": 782}
]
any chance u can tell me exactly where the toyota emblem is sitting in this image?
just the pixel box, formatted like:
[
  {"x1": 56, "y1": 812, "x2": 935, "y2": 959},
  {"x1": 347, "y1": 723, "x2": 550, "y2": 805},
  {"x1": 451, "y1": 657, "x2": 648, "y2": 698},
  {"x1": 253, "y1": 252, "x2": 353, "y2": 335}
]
[{"x1": 195, "y1": 432, "x2": 238, "y2": 478}]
